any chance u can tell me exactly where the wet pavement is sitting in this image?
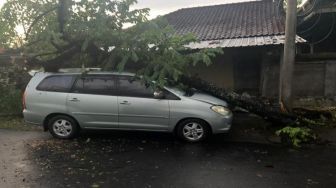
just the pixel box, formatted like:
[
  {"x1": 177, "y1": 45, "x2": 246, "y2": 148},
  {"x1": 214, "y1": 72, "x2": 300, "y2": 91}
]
[
  {"x1": 1, "y1": 118, "x2": 336, "y2": 188},
  {"x1": 0, "y1": 129, "x2": 47, "y2": 188},
  {"x1": 0, "y1": 129, "x2": 333, "y2": 188}
]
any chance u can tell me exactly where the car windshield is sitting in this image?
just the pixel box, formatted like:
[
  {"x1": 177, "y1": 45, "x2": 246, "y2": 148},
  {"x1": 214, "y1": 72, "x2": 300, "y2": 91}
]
[
  {"x1": 166, "y1": 87, "x2": 196, "y2": 97},
  {"x1": 135, "y1": 77, "x2": 197, "y2": 97}
]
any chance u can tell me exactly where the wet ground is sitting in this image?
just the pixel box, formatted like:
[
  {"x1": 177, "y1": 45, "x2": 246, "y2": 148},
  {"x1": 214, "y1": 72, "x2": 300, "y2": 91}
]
[
  {"x1": 1, "y1": 128, "x2": 336, "y2": 188},
  {"x1": 0, "y1": 129, "x2": 47, "y2": 188}
]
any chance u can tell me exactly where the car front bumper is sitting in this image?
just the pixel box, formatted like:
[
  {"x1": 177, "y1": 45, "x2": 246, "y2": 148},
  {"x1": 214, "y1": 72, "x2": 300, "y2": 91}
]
[{"x1": 206, "y1": 113, "x2": 233, "y2": 134}]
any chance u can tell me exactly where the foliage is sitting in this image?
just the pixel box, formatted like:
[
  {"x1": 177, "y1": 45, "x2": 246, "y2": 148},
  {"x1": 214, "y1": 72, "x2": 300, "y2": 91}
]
[
  {"x1": 0, "y1": 0, "x2": 223, "y2": 87},
  {"x1": 0, "y1": 54, "x2": 28, "y2": 115},
  {"x1": 121, "y1": 19, "x2": 222, "y2": 88},
  {"x1": 0, "y1": 86, "x2": 22, "y2": 114},
  {"x1": 0, "y1": 0, "x2": 56, "y2": 48},
  {"x1": 276, "y1": 126, "x2": 316, "y2": 147}
]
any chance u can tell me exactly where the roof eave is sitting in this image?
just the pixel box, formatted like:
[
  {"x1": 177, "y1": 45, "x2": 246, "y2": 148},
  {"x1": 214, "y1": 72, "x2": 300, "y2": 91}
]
[{"x1": 186, "y1": 35, "x2": 307, "y2": 49}]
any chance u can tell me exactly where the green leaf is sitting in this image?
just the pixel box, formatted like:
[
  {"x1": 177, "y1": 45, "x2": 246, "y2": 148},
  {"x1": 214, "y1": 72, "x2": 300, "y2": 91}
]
[
  {"x1": 202, "y1": 54, "x2": 212, "y2": 66},
  {"x1": 131, "y1": 51, "x2": 139, "y2": 62},
  {"x1": 117, "y1": 55, "x2": 129, "y2": 72},
  {"x1": 81, "y1": 39, "x2": 90, "y2": 52}
]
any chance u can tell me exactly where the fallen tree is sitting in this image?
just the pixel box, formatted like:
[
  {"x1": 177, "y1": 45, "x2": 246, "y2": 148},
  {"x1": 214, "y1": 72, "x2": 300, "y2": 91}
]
[
  {"x1": 1, "y1": 0, "x2": 332, "y2": 130},
  {"x1": 181, "y1": 76, "x2": 330, "y2": 127}
]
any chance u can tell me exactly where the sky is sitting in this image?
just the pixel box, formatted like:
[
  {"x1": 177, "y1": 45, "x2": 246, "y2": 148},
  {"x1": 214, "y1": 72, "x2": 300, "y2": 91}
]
[
  {"x1": 0, "y1": 0, "x2": 308, "y2": 34},
  {"x1": 0, "y1": 0, "x2": 310, "y2": 18},
  {"x1": 131, "y1": 0, "x2": 254, "y2": 18},
  {"x1": 0, "y1": 0, "x2": 254, "y2": 18}
]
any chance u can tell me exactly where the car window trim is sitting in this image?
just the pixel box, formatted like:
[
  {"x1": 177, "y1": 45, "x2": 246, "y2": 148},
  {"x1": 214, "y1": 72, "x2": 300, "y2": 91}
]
[
  {"x1": 116, "y1": 75, "x2": 181, "y2": 100},
  {"x1": 36, "y1": 74, "x2": 181, "y2": 100},
  {"x1": 36, "y1": 75, "x2": 77, "y2": 93},
  {"x1": 69, "y1": 74, "x2": 118, "y2": 96},
  {"x1": 116, "y1": 75, "x2": 153, "y2": 99}
]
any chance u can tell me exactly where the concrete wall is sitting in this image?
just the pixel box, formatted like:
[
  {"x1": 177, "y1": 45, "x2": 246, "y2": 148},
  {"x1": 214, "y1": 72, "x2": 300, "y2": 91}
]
[
  {"x1": 261, "y1": 60, "x2": 336, "y2": 98},
  {"x1": 190, "y1": 48, "x2": 265, "y2": 94},
  {"x1": 191, "y1": 47, "x2": 336, "y2": 98},
  {"x1": 232, "y1": 49, "x2": 262, "y2": 95},
  {"x1": 325, "y1": 61, "x2": 336, "y2": 97},
  {"x1": 189, "y1": 54, "x2": 235, "y2": 90},
  {"x1": 260, "y1": 55, "x2": 281, "y2": 97},
  {"x1": 293, "y1": 62, "x2": 326, "y2": 97}
]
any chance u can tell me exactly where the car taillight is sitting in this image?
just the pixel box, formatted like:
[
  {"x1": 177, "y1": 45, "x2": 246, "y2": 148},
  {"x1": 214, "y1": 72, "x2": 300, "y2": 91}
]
[{"x1": 22, "y1": 91, "x2": 26, "y2": 110}]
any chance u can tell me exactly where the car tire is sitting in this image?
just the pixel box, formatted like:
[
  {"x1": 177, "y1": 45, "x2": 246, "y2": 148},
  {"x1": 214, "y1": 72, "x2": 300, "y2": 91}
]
[
  {"x1": 177, "y1": 119, "x2": 211, "y2": 143},
  {"x1": 48, "y1": 115, "x2": 79, "y2": 139}
]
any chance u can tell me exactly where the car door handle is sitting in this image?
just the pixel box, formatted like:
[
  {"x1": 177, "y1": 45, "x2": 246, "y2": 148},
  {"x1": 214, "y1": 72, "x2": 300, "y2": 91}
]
[
  {"x1": 120, "y1": 101, "x2": 131, "y2": 105},
  {"x1": 69, "y1": 98, "x2": 80, "y2": 102}
]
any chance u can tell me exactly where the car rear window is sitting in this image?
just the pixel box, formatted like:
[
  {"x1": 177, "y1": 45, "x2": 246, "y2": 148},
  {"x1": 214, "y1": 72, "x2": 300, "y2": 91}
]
[
  {"x1": 36, "y1": 75, "x2": 76, "y2": 92},
  {"x1": 72, "y1": 76, "x2": 117, "y2": 95}
]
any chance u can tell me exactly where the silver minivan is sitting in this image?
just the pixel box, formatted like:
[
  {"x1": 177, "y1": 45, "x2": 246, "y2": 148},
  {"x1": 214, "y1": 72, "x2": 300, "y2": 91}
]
[{"x1": 23, "y1": 72, "x2": 232, "y2": 142}]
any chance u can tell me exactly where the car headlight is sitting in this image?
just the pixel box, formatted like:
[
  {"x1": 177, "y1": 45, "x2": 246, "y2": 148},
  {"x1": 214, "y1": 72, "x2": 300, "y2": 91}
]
[{"x1": 211, "y1": 105, "x2": 231, "y2": 116}]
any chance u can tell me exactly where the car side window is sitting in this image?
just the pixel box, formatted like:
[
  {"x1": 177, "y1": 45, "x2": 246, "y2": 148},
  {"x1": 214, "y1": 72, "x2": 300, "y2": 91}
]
[
  {"x1": 36, "y1": 75, "x2": 76, "y2": 92},
  {"x1": 72, "y1": 76, "x2": 117, "y2": 95},
  {"x1": 117, "y1": 76, "x2": 154, "y2": 98}
]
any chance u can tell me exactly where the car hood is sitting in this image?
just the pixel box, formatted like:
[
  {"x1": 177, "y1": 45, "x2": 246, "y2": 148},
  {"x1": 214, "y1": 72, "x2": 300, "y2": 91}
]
[{"x1": 189, "y1": 92, "x2": 228, "y2": 106}]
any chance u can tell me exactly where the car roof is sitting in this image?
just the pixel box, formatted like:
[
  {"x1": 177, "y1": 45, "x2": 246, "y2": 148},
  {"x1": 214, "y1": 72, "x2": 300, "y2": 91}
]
[{"x1": 36, "y1": 71, "x2": 136, "y2": 77}]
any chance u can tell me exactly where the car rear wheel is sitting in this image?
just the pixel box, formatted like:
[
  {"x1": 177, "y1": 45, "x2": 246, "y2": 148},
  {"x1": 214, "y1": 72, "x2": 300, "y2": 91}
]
[
  {"x1": 48, "y1": 115, "x2": 79, "y2": 139},
  {"x1": 177, "y1": 119, "x2": 210, "y2": 142}
]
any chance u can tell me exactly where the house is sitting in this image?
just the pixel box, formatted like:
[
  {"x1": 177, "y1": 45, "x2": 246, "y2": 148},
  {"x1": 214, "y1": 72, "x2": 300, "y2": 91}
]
[{"x1": 164, "y1": 0, "x2": 336, "y2": 99}]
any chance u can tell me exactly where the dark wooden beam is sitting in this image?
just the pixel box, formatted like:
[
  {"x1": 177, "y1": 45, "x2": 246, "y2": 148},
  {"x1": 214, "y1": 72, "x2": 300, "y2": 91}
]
[{"x1": 297, "y1": 52, "x2": 336, "y2": 60}]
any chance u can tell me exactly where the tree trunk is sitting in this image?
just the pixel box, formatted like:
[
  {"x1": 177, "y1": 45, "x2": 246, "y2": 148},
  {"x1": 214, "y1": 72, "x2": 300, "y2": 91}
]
[
  {"x1": 280, "y1": 0, "x2": 297, "y2": 112},
  {"x1": 58, "y1": 0, "x2": 71, "y2": 34}
]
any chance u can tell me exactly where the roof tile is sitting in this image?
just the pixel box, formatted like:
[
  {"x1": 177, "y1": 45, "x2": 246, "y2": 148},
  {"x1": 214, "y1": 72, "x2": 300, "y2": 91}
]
[{"x1": 165, "y1": 0, "x2": 285, "y2": 41}]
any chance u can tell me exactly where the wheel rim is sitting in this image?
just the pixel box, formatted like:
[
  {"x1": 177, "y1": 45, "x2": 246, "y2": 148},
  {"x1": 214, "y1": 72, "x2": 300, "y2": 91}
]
[
  {"x1": 182, "y1": 122, "x2": 204, "y2": 141},
  {"x1": 52, "y1": 119, "x2": 73, "y2": 137}
]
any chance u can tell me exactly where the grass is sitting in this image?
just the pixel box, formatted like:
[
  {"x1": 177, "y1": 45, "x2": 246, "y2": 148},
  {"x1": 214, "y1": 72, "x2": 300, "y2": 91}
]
[{"x1": 0, "y1": 116, "x2": 41, "y2": 131}]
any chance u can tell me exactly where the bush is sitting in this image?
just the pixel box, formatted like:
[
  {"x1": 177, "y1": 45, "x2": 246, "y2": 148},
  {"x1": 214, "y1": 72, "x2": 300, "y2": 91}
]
[
  {"x1": 0, "y1": 58, "x2": 28, "y2": 115},
  {"x1": 276, "y1": 126, "x2": 316, "y2": 148},
  {"x1": 0, "y1": 86, "x2": 22, "y2": 114}
]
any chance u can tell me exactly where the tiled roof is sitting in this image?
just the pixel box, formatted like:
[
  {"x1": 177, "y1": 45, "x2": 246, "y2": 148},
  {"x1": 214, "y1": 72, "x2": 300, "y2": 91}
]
[{"x1": 165, "y1": 0, "x2": 286, "y2": 41}]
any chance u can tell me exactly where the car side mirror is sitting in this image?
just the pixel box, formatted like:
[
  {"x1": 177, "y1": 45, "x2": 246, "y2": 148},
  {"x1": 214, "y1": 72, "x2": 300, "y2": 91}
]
[{"x1": 153, "y1": 90, "x2": 165, "y2": 99}]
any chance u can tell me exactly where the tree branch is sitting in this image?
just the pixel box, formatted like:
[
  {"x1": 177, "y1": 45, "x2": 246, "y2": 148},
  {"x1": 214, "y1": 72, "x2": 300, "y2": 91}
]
[
  {"x1": 43, "y1": 44, "x2": 80, "y2": 72},
  {"x1": 26, "y1": 6, "x2": 58, "y2": 39},
  {"x1": 31, "y1": 51, "x2": 60, "y2": 59}
]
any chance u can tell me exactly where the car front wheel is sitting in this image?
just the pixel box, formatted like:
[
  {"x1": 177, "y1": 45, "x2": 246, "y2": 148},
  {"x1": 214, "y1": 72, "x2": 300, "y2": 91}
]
[
  {"x1": 48, "y1": 115, "x2": 79, "y2": 139},
  {"x1": 177, "y1": 119, "x2": 210, "y2": 142}
]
